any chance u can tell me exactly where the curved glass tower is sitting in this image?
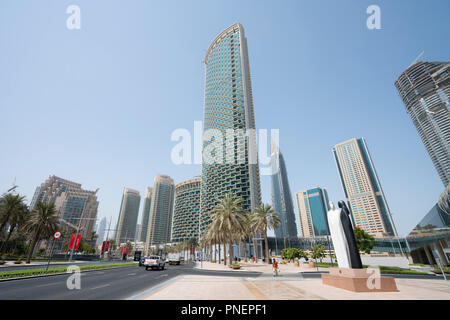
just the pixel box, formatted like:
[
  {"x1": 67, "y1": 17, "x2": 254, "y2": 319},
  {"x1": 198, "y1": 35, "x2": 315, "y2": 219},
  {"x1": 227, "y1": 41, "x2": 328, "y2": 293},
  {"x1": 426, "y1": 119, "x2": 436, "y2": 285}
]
[
  {"x1": 199, "y1": 23, "x2": 261, "y2": 236},
  {"x1": 395, "y1": 61, "x2": 450, "y2": 186},
  {"x1": 171, "y1": 177, "x2": 201, "y2": 243}
]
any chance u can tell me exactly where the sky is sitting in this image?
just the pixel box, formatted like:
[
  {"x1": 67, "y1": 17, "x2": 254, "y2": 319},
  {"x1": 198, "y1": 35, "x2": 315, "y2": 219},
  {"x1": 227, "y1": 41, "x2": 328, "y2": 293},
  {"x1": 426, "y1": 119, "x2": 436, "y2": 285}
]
[{"x1": 0, "y1": 0, "x2": 449, "y2": 237}]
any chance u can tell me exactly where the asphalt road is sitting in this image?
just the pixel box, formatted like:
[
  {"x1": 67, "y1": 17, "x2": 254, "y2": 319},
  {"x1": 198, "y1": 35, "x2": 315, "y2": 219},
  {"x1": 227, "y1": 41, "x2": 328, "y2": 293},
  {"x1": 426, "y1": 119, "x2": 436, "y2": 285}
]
[{"x1": 0, "y1": 262, "x2": 261, "y2": 300}]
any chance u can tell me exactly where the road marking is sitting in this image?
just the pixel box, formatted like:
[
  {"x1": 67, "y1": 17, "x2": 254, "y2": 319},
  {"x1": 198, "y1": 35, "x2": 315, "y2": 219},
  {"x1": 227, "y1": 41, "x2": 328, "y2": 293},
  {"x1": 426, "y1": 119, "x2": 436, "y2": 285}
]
[
  {"x1": 127, "y1": 273, "x2": 136, "y2": 276},
  {"x1": 157, "y1": 274, "x2": 168, "y2": 279},
  {"x1": 35, "y1": 282, "x2": 60, "y2": 288},
  {"x1": 90, "y1": 284, "x2": 110, "y2": 290}
]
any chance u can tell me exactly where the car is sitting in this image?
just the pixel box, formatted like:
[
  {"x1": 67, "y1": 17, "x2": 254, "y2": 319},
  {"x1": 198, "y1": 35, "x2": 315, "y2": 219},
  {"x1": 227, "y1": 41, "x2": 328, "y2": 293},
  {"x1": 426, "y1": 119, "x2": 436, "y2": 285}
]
[
  {"x1": 144, "y1": 255, "x2": 165, "y2": 270},
  {"x1": 139, "y1": 256, "x2": 148, "y2": 267}
]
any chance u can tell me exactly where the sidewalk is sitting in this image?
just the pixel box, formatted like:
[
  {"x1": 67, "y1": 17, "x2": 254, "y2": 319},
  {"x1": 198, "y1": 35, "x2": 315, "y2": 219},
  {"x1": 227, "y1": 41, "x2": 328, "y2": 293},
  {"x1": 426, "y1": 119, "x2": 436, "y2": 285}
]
[{"x1": 137, "y1": 261, "x2": 450, "y2": 300}]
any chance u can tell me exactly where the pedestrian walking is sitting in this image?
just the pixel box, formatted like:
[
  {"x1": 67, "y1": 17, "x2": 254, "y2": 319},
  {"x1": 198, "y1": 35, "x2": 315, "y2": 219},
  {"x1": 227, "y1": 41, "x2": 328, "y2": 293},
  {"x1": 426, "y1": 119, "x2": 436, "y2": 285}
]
[{"x1": 272, "y1": 259, "x2": 279, "y2": 277}]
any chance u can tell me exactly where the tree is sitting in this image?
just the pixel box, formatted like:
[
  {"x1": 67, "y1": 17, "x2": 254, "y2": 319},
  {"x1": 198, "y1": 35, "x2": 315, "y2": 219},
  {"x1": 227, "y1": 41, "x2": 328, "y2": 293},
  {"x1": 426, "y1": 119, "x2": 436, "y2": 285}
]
[
  {"x1": 250, "y1": 204, "x2": 281, "y2": 264},
  {"x1": 353, "y1": 226, "x2": 375, "y2": 254},
  {"x1": 311, "y1": 244, "x2": 326, "y2": 263},
  {"x1": 0, "y1": 194, "x2": 26, "y2": 241},
  {"x1": 24, "y1": 202, "x2": 59, "y2": 263},
  {"x1": 209, "y1": 193, "x2": 247, "y2": 265},
  {"x1": 0, "y1": 198, "x2": 29, "y2": 254}
]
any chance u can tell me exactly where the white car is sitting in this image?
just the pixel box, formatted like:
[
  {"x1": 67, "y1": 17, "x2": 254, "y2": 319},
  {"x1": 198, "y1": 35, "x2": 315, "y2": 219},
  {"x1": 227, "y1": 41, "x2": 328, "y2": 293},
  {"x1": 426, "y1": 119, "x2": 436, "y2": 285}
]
[{"x1": 144, "y1": 255, "x2": 165, "y2": 270}]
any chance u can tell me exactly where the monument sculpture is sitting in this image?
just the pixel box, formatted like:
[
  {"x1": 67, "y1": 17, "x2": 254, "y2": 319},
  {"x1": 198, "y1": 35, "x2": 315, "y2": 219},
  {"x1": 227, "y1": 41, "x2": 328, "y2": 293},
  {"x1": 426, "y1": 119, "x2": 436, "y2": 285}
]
[{"x1": 321, "y1": 201, "x2": 398, "y2": 292}]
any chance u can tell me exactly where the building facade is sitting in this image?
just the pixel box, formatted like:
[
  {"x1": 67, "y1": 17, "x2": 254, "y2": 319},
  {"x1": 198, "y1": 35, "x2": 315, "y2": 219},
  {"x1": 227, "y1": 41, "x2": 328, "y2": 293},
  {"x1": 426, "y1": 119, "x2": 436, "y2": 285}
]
[
  {"x1": 30, "y1": 175, "x2": 99, "y2": 238},
  {"x1": 146, "y1": 174, "x2": 175, "y2": 247},
  {"x1": 333, "y1": 138, "x2": 396, "y2": 237},
  {"x1": 270, "y1": 142, "x2": 297, "y2": 239},
  {"x1": 115, "y1": 188, "x2": 140, "y2": 245},
  {"x1": 199, "y1": 23, "x2": 261, "y2": 237},
  {"x1": 295, "y1": 187, "x2": 330, "y2": 237},
  {"x1": 395, "y1": 61, "x2": 450, "y2": 186},
  {"x1": 96, "y1": 217, "x2": 107, "y2": 246},
  {"x1": 138, "y1": 187, "x2": 152, "y2": 242},
  {"x1": 171, "y1": 177, "x2": 201, "y2": 243}
]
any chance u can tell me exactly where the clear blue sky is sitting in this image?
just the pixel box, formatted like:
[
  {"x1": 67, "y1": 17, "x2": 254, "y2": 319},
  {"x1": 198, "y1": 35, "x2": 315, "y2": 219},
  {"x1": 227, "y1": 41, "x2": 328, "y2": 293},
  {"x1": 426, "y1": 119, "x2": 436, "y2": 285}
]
[{"x1": 1, "y1": 0, "x2": 448, "y2": 236}]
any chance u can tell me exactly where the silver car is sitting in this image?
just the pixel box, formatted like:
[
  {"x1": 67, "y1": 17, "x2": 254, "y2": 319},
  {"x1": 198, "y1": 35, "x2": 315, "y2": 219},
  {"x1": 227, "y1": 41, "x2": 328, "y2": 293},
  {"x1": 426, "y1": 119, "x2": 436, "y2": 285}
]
[{"x1": 144, "y1": 255, "x2": 165, "y2": 270}]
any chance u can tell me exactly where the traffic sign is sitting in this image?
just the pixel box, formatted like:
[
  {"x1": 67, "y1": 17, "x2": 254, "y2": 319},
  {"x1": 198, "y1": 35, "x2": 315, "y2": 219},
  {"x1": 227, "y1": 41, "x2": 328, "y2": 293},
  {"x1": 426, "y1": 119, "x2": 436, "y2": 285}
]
[{"x1": 53, "y1": 231, "x2": 61, "y2": 239}]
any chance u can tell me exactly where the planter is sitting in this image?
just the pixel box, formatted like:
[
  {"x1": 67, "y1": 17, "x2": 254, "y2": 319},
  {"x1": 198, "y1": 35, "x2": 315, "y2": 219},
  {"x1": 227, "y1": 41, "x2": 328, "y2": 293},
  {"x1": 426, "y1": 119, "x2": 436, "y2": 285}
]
[
  {"x1": 231, "y1": 265, "x2": 241, "y2": 270},
  {"x1": 309, "y1": 261, "x2": 315, "y2": 268},
  {"x1": 14, "y1": 261, "x2": 23, "y2": 264}
]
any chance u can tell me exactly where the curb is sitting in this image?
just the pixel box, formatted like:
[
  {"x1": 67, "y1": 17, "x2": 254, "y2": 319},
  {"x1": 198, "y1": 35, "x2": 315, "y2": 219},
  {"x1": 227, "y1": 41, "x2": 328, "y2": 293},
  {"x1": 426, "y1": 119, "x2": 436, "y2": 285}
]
[
  {"x1": 126, "y1": 275, "x2": 184, "y2": 300},
  {"x1": 0, "y1": 264, "x2": 138, "y2": 282}
]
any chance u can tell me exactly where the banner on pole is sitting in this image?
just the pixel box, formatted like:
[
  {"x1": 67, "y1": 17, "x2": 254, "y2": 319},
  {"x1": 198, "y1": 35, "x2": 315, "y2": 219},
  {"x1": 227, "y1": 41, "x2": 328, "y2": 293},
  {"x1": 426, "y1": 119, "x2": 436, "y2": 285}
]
[
  {"x1": 74, "y1": 234, "x2": 82, "y2": 250},
  {"x1": 68, "y1": 234, "x2": 76, "y2": 250}
]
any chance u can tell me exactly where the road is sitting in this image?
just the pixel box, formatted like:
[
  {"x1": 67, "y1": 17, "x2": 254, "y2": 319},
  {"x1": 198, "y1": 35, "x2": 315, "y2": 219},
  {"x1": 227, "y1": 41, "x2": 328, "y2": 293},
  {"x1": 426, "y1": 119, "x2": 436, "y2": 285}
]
[
  {"x1": 0, "y1": 259, "x2": 132, "y2": 272},
  {"x1": 0, "y1": 262, "x2": 261, "y2": 300}
]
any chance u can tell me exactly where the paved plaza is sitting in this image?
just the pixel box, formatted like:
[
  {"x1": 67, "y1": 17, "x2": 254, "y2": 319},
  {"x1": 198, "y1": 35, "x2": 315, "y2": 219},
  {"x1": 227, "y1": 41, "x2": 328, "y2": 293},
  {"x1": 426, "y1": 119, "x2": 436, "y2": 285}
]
[{"x1": 138, "y1": 261, "x2": 450, "y2": 300}]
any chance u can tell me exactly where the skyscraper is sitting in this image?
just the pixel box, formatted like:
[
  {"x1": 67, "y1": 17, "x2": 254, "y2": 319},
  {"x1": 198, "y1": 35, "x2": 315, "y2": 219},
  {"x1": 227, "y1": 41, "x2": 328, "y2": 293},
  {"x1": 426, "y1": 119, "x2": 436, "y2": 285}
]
[
  {"x1": 30, "y1": 175, "x2": 99, "y2": 238},
  {"x1": 295, "y1": 187, "x2": 330, "y2": 237},
  {"x1": 270, "y1": 142, "x2": 297, "y2": 239},
  {"x1": 96, "y1": 217, "x2": 107, "y2": 246},
  {"x1": 333, "y1": 138, "x2": 396, "y2": 237},
  {"x1": 171, "y1": 177, "x2": 201, "y2": 243},
  {"x1": 199, "y1": 23, "x2": 261, "y2": 237},
  {"x1": 115, "y1": 188, "x2": 140, "y2": 245},
  {"x1": 146, "y1": 174, "x2": 175, "y2": 247},
  {"x1": 395, "y1": 61, "x2": 450, "y2": 186},
  {"x1": 138, "y1": 187, "x2": 152, "y2": 242}
]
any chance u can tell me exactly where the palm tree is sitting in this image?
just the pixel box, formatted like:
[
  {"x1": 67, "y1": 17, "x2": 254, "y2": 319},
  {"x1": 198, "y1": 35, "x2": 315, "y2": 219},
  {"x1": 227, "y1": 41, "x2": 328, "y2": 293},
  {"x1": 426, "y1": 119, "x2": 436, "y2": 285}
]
[
  {"x1": 0, "y1": 201, "x2": 29, "y2": 253},
  {"x1": 209, "y1": 193, "x2": 247, "y2": 265},
  {"x1": 250, "y1": 204, "x2": 281, "y2": 264},
  {"x1": 0, "y1": 194, "x2": 26, "y2": 238},
  {"x1": 24, "y1": 202, "x2": 59, "y2": 263}
]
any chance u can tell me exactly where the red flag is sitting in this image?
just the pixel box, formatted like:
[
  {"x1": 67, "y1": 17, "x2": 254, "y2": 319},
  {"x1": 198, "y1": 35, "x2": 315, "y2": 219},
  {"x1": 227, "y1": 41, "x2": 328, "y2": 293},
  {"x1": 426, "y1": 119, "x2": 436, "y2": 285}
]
[
  {"x1": 74, "y1": 234, "x2": 81, "y2": 250},
  {"x1": 120, "y1": 246, "x2": 123, "y2": 255},
  {"x1": 101, "y1": 241, "x2": 106, "y2": 252},
  {"x1": 68, "y1": 234, "x2": 76, "y2": 250},
  {"x1": 105, "y1": 241, "x2": 110, "y2": 252}
]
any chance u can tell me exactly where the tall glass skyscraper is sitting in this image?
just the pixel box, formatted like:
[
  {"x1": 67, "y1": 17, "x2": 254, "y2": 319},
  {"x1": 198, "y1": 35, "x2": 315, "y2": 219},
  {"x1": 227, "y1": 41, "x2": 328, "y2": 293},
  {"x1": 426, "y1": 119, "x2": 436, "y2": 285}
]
[
  {"x1": 295, "y1": 187, "x2": 330, "y2": 237},
  {"x1": 395, "y1": 61, "x2": 450, "y2": 186},
  {"x1": 115, "y1": 188, "x2": 140, "y2": 245},
  {"x1": 171, "y1": 177, "x2": 201, "y2": 243},
  {"x1": 270, "y1": 142, "x2": 297, "y2": 239},
  {"x1": 199, "y1": 23, "x2": 261, "y2": 236},
  {"x1": 146, "y1": 174, "x2": 175, "y2": 247},
  {"x1": 333, "y1": 138, "x2": 397, "y2": 237},
  {"x1": 138, "y1": 187, "x2": 152, "y2": 242}
]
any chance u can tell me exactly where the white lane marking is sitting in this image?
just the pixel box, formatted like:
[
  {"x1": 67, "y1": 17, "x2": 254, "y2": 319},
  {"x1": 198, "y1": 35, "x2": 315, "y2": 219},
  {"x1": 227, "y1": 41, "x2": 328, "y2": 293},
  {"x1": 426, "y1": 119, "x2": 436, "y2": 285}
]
[
  {"x1": 90, "y1": 284, "x2": 110, "y2": 290},
  {"x1": 35, "y1": 282, "x2": 60, "y2": 288},
  {"x1": 157, "y1": 274, "x2": 168, "y2": 278},
  {"x1": 127, "y1": 273, "x2": 136, "y2": 276}
]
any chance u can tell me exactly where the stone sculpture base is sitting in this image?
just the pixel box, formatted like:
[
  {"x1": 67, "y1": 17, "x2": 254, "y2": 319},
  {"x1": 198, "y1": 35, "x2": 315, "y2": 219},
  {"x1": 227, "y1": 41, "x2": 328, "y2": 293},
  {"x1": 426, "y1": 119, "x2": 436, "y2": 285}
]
[{"x1": 321, "y1": 268, "x2": 398, "y2": 292}]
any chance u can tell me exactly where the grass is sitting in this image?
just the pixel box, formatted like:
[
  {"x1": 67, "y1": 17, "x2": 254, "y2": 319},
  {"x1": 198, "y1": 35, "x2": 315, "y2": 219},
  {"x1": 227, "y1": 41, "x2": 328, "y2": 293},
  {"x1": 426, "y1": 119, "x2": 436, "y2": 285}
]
[{"x1": 0, "y1": 262, "x2": 136, "y2": 280}]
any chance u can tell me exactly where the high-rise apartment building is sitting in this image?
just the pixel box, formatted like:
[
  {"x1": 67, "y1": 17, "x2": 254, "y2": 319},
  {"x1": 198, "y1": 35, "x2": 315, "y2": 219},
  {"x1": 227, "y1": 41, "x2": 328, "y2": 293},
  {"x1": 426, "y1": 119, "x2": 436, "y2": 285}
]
[
  {"x1": 395, "y1": 61, "x2": 450, "y2": 186},
  {"x1": 96, "y1": 217, "x2": 107, "y2": 246},
  {"x1": 199, "y1": 23, "x2": 261, "y2": 237},
  {"x1": 295, "y1": 187, "x2": 330, "y2": 237},
  {"x1": 115, "y1": 188, "x2": 140, "y2": 244},
  {"x1": 171, "y1": 177, "x2": 201, "y2": 243},
  {"x1": 30, "y1": 175, "x2": 99, "y2": 238},
  {"x1": 270, "y1": 142, "x2": 297, "y2": 239},
  {"x1": 333, "y1": 138, "x2": 396, "y2": 237},
  {"x1": 138, "y1": 187, "x2": 152, "y2": 242},
  {"x1": 146, "y1": 174, "x2": 175, "y2": 247}
]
